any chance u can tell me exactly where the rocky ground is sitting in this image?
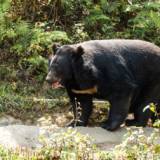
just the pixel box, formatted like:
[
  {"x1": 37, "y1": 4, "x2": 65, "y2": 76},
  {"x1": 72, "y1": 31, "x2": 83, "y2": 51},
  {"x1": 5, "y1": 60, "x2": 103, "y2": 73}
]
[
  {"x1": 0, "y1": 123, "x2": 158, "y2": 150},
  {"x1": 0, "y1": 114, "x2": 159, "y2": 151}
]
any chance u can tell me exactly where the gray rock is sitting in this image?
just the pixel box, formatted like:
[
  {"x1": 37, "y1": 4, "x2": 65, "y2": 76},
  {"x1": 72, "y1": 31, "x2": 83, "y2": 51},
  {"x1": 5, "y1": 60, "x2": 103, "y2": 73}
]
[
  {"x1": 0, "y1": 125, "x2": 159, "y2": 150},
  {"x1": 0, "y1": 115, "x2": 22, "y2": 126},
  {"x1": 0, "y1": 125, "x2": 40, "y2": 149}
]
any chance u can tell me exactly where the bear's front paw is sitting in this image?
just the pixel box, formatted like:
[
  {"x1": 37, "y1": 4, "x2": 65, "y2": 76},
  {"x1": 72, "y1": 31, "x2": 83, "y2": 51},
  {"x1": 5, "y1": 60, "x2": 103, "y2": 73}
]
[
  {"x1": 125, "y1": 119, "x2": 137, "y2": 126},
  {"x1": 66, "y1": 120, "x2": 76, "y2": 127},
  {"x1": 125, "y1": 119, "x2": 146, "y2": 127},
  {"x1": 101, "y1": 120, "x2": 121, "y2": 131},
  {"x1": 66, "y1": 120, "x2": 86, "y2": 127}
]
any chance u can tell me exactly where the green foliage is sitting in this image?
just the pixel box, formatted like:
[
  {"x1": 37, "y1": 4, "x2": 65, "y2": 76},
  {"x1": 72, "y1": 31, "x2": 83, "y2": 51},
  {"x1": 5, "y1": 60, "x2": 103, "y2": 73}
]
[
  {"x1": 143, "y1": 103, "x2": 160, "y2": 128},
  {"x1": 0, "y1": 129, "x2": 111, "y2": 159},
  {"x1": 0, "y1": 0, "x2": 71, "y2": 83},
  {"x1": 29, "y1": 27, "x2": 71, "y2": 54},
  {"x1": 0, "y1": 0, "x2": 10, "y2": 17},
  {"x1": 9, "y1": 21, "x2": 33, "y2": 55},
  {"x1": 85, "y1": 5, "x2": 113, "y2": 39},
  {"x1": 0, "y1": 65, "x2": 12, "y2": 80},
  {"x1": 82, "y1": 0, "x2": 160, "y2": 43},
  {"x1": 0, "y1": 20, "x2": 71, "y2": 56},
  {"x1": 0, "y1": 84, "x2": 30, "y2": 112},
  {"x1": 24, "y1": 55, "x2": 48, "y2": 82},
  {"x1": 71, "y1": 23, "x2": 90, "y2": 42},
  {"x1": 39, "y1": 128, "x2": 97, "y2": 159},
  {"x1": 153, "y1": 120, "x2": 160, "y2": 128},
  {"x1": 0, "y1": 82, "x2": 68, "y2": 112},
  {"x1": 112, "y1": 128, "x2": 160, "y2": 160},
  {"x1": 0, "y1": 0, "x2": 12, "y2": 41},
  {"x1": 60, "y1": 0, "x2": 92, "y2": 24},
  {"x1": 0, "y1": 0, "x2": 160, "y2": 73},
  {"x1": 131, "y1": 9, "x2": 160, "y2": 43}
]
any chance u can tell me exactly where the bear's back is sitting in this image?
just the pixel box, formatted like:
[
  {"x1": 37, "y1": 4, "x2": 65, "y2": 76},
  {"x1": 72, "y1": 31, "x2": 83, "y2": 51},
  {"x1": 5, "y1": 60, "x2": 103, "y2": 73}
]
[
  {"x1": 76, "y1": 40, "x2": 160, "y2": 83},
  {"x1": 78, "y1": 39, "x2": 160, "y2": 56}
]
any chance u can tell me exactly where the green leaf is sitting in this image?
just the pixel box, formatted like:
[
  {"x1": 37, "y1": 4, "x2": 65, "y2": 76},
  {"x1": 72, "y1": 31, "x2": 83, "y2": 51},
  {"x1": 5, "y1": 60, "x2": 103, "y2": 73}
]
[{"x1": 143, "y1": 103, "x2": 156, "y2": 113}]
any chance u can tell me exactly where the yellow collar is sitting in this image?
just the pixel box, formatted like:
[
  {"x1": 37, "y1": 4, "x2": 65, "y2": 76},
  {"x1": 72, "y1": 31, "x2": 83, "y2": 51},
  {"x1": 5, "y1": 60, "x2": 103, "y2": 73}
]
[{"x1": 72, "y1": 86, "x2": 97, "y2": 94}]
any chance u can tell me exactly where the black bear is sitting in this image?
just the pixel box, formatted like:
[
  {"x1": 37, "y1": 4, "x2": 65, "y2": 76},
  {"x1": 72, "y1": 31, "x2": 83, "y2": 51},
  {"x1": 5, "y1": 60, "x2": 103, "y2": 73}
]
[{"x1": 46, "y1": 39, "x2": 160, "y2": 131}]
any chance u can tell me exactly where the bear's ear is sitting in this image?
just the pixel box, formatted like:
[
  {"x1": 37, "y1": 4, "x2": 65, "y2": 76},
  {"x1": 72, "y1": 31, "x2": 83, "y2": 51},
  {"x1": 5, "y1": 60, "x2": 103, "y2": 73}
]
[
  {"x1": 76, "y1": 45, "x2": 84, "y2": 56},
  {"x1": 72, "y1": 45, "x2": 84, "y2": 60},
  {"x1": 52, "y1": 43, "x2": 61, "y2": 55}
]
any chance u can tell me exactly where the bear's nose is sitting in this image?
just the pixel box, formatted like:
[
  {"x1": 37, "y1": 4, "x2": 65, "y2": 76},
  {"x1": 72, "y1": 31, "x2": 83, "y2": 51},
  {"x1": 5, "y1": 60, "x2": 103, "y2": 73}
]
[{"x1": 45, "y1": 76, "x2": 52, "y2": 84}]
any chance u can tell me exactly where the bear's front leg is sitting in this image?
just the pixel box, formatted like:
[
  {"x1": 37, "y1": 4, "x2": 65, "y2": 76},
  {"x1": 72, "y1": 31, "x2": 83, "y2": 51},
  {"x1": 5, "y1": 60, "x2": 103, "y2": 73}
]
[
  {"x1": 77, "y1": 95, "x2": 93, "y2": 126},
  {"x1": 67, "y1": 94, "x2": 93, "y2": 127},
  {"x1": 102, "y1": 92, "x2": 132, "y2": 131},
  {"x1": 65, "y1": 87, "x2": 79, "y2": 127},
  {"x1": 66, "y1": 98, "x2": 82, "y2": 127}
]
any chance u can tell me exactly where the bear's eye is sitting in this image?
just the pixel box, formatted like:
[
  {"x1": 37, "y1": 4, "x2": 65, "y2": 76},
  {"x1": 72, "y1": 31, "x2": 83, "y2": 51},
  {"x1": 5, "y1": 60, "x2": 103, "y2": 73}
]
[
  {"x1": 51, "y1": 61, "x2": 59, "y2": 68},
  {"x1": 51, "y1": 56, "x2": 60, "y2": 65},
  {"x1": 55, "y1": 60, "x2": 60, "y2": 65}
]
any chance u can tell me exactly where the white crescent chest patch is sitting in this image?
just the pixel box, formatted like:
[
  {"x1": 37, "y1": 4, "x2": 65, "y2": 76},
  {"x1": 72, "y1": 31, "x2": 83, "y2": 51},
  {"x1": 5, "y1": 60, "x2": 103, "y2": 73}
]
[{"x1": 71, "y1": 86, "x2": 98, "y2": 94}]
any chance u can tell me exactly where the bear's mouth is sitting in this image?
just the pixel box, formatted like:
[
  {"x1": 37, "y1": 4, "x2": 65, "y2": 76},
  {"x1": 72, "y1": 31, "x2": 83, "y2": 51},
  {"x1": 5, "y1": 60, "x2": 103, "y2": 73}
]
[{"x1": 52, "y1": 81, "x2": 63, "y2": 89}]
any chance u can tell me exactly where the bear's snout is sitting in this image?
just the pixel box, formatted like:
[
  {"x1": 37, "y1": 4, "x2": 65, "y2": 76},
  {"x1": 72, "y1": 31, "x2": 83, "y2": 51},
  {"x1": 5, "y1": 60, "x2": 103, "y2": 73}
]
[
  {"x1": 45, "y1": 75, "x2": 53, "y2": 84},
  {"x1": 45, "y1": 70, "x2": 54, "y2": 84}
]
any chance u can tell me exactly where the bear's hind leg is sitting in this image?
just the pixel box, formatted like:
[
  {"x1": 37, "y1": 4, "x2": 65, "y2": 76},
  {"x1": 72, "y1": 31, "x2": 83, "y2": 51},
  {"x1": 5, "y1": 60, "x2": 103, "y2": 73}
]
[
  {"x1": 126, "y1": 103, "x2": 151, "y2": 127},
  {"x1": 126, "y1": 84, "x2": 160, "y2": 127},
  {"x1": 102, "y1": 91, "x2": 133, "y2": 131}
]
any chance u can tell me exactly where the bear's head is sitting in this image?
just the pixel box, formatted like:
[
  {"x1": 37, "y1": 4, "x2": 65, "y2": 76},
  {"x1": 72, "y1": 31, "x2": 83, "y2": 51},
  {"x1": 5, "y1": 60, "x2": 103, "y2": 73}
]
[{"x1": 46, "y1": 43, "x2": 98, "y2": 89}]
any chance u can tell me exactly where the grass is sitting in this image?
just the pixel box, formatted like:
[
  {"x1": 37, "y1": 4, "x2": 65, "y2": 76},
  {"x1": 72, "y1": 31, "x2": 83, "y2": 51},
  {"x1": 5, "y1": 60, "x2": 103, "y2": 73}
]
[
  {"x1": 0, "y1": 81, "x2": 70, "y2": 126},
  {"x1": 0, "y1": 81, "x2": 68, "y2": 111},
  {"x1": 0, "y1": 81, "x2": 109, "y2": 126}
]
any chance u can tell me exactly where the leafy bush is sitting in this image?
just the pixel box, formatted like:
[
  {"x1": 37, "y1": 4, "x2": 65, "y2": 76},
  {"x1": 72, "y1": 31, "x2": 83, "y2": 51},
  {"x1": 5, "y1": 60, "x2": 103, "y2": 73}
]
[
  {"x1": 1, "y1": 0, "x2": 160, "y2": 76},
  {"x1": 71, "y1": 23, "x2": 90, "y2": 42},
  {"x1": 29, "y1": 27, "x2": 71, "y2": 55},
  {"x1": 112, "y1": 128, "x2": 160, "y2": 160},
  {"x1": 131, "y1": 9, "x2": 160, "y2": 44},
  {"x1": 23, "y1": 55, "x2": 48, "y2": 82},
  {"x1": 0, "y1": 19, "x2": 71, "y2": 56},
  {"x1": 85, "y1": 4, "x2": 113, "y2": 39},
  {"x1": 38, "y1": 128, "x2": 97, "y2": 159},
  {"x1": 0, "y1": 0, "x2": 71, "y2": 83},
  {"x1": 143, "y1": 103, "x2": 160, "y2": 128},
  {"x1": 0, "y1": 128, "x2": 111, "y2": 160}
]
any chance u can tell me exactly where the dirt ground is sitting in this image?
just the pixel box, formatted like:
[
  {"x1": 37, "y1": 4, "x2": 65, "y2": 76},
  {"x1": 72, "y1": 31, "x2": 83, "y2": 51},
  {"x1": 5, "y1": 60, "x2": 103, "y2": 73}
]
[{"x1": 0, "y1": 102, "x2": 109, "y2": 127}]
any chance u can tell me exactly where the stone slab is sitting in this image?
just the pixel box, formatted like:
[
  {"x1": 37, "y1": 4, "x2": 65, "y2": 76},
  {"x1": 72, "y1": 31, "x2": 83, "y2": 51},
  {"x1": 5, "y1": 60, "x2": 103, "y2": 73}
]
[{"x1": 0, "y1": 125, "x2": 159, "y2": 150}]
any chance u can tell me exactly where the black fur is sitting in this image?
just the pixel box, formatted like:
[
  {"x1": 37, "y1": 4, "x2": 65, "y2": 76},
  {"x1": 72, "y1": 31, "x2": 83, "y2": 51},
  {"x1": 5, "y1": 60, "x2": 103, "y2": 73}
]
[{"x1": 46, "y1": 39, "x2": 160, "y2": 131}]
